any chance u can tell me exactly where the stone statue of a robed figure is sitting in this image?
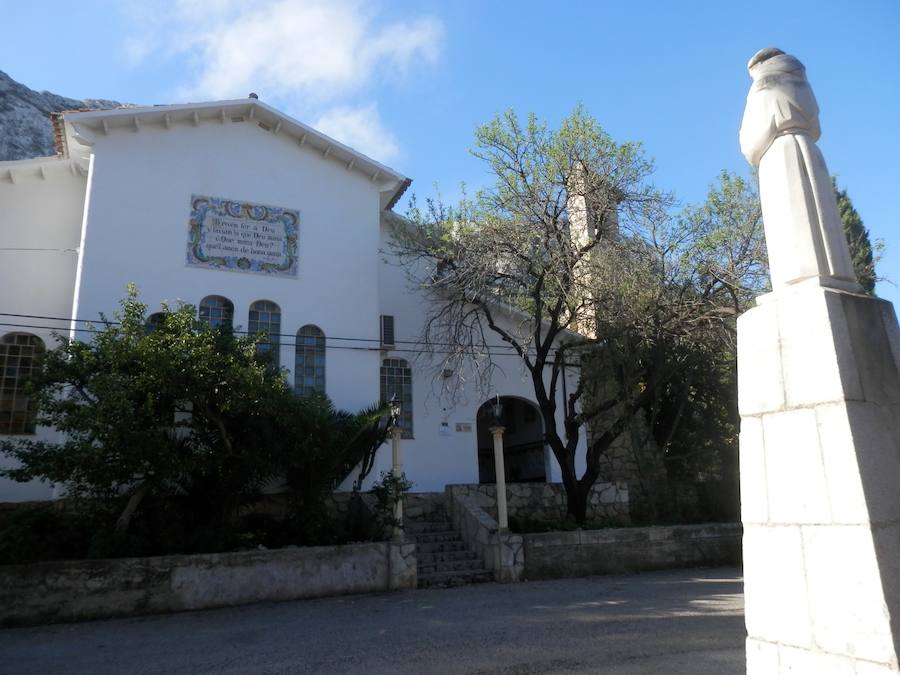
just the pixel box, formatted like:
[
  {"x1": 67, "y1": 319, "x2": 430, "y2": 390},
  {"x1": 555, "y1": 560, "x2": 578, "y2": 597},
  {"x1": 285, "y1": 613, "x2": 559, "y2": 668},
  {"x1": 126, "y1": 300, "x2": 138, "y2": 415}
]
[
  {"x1": 739, "y1": 47, "x2": 860, "y2": 292},
  {"x1": 737, "y1": 48, "x2": 900, "y2": 675}
]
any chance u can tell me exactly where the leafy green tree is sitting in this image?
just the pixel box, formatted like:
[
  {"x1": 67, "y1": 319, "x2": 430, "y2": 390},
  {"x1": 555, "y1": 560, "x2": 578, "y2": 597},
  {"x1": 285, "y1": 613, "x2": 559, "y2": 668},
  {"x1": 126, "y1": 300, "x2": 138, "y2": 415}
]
[
  {"x1": 0, "y1": 287, "x2": 289, "y2": 538},
  {"x1": 0, "y1": 288, "x2": 391, "y2": 550},
  {"x1": 833, "y1": 178, "x2": 881, "y2": 294},
  {"x1": 657, "y1": 171, "x2": 765, "y2": 448},
  {"x1": 626, "y1": 171, "x2": 766, "y2": 519},
  {"x1": 580, "y1": 170, "x2": 766, "y2": 521},
  {"x1": 272, "y1": 393, "x2": 389, "y2": 542}
]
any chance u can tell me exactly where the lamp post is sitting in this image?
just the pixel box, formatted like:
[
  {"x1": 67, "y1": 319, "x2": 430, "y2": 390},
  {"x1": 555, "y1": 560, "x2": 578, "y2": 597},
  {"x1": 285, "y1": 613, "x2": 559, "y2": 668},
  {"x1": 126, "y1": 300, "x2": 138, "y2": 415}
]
[
  {"x1": 388, "y1": 394, "x2": 404, "y2": 539},
  {"x1": 489, "y1": 395, "x2": 509, "y2": 530}
]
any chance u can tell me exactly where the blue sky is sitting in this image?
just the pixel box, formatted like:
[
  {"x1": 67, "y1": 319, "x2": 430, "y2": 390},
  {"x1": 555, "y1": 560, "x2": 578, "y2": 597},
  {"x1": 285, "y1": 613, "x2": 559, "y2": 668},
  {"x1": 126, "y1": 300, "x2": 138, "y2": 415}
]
[{"x1": 3, "y1": 0, "x2": 898, "y2": 303}]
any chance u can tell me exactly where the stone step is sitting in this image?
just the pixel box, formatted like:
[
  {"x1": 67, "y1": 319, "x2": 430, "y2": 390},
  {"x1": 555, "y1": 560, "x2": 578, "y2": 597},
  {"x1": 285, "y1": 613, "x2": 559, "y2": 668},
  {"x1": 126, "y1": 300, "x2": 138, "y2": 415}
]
[
  {"x1": 418, "y1": 559, "x2": 486, "y2": 575},
  {"x1": 417, "y1": 551, "x2": 480, "y2": 566},
  {"x1": 405, "y1": 521, "x2": 454, "y2": 534},
  {"x1": 417, "y1": 549, "x2": 479, "y2": 564},
  {"x1": 415, "y1": 540, "x2": 469, "y2": 555},
  {"x1": 407, "y1": 508, "x2": 448, "y2": 520},
  {"x1": 410, "y1": 531, "x2": 460, "y2": 544},
  {"x1": 418, "y1": 569, "x2": 493, "y2": 589}
]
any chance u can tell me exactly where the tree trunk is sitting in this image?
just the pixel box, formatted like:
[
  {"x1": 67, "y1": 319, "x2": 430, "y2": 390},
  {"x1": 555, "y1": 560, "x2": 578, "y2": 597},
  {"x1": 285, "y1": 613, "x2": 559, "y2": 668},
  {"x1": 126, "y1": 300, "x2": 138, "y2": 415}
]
[
  {"x1": 566, "y1": 482, "x2": 589, "y2": 524},
  {"x1": 114, "y1": 482, "x2": 149, "y2": 537}
]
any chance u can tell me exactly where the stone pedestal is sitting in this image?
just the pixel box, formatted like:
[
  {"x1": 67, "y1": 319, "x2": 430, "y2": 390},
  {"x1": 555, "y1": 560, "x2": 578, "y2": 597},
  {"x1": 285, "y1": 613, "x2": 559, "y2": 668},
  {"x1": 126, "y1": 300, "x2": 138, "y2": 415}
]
[
  {"x1": 739, "y1": 280, "x2": 900, "y2": 673},
  {"x1": 387, "y1": 540, "x2": 417, "y2": 590}
]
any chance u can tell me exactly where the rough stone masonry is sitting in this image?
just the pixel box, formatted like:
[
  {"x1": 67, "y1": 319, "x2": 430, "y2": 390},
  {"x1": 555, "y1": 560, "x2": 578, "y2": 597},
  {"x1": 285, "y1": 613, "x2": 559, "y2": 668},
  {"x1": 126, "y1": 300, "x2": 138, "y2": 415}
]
[{"x1": 738, "y1": 47, "x2": 900, "y2": 673}]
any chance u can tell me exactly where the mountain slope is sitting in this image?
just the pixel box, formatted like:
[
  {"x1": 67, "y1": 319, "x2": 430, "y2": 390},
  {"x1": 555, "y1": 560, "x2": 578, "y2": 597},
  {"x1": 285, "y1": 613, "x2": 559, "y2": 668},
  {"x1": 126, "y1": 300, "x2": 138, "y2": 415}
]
[{"x1": 0, "y1": 70, "x2": 125, "y2": 161}]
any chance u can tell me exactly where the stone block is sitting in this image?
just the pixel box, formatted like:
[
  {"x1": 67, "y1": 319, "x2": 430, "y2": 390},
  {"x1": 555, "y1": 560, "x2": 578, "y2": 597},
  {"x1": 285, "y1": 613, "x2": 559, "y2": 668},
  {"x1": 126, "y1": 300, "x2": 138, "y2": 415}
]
[
  {"x1": 740, "y1": 416, "x2": 768, "y2": 524},
  {"x1": 743, "y1": 525, "x2": 812, "y2": 648},
  {"x1": 578, "y1": 530, "x2": 602, "y2": 545},
  {"x1": 871, "y1": 522, "x2": 900, "y2": 642},
  {"x1": 777, "y1": 287, "x2": 864, "y2": 408},
  {"x1": 855, "y1": 660, "x2": 900, "y2": 675},
  {"x1": 845, "y1": 401, "x2": 900, "y2": 524},
  {"x1": 841, "y1": 294, "x2": 900, "y2": 406},
  {"x1": 737, "y1": 302, "x2": 785, "y2": 416},
  {"x1": 496, "y1": 532, "x2": 524, "y2": 582},
  {"x1": 388, "y1": 542, "x2": 417, "y2": 590},
  {"x1": 762, "y1": 409, "x2": 831, "y2": 524},
  {"x1": 802, "y1": 524, "x2": 895, "y2": 664},
  {"x1": 815, "y1": 402, "x2": 870, "y2": 525},
  {"x1": 777, "y1": 643, "x2": 855, "y2": 674},
  {"x1": 530, "y1": 531, "x2": 579, "y2": 548},
  {"x1": 745, "y1": 638, "x2": 778, "y2": 673},
  {"x1": 878, "y1": 301, "x2": 900, "y2": 371}
]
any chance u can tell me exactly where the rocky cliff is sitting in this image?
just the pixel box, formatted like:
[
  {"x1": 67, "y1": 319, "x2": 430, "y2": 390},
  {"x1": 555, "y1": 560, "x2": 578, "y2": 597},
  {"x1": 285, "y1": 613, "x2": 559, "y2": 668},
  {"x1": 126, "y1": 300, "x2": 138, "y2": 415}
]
[{"x1": 0, "y1": 70, "x2": 125, "y2": 161}]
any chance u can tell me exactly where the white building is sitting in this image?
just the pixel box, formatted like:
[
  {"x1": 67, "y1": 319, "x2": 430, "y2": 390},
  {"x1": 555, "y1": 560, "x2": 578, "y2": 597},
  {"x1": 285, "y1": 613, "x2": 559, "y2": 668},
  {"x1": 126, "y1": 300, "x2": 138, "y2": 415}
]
[{"x1": 0, "y1": 98, "x2": 585, "y2": 502}]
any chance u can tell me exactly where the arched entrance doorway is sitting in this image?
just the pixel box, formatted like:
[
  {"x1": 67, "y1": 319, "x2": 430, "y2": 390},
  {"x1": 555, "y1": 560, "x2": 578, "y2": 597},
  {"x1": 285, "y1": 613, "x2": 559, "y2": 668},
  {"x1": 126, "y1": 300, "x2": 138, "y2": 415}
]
[{"x1": 476, "y1": 397, "x2": 546, "y2": 483}]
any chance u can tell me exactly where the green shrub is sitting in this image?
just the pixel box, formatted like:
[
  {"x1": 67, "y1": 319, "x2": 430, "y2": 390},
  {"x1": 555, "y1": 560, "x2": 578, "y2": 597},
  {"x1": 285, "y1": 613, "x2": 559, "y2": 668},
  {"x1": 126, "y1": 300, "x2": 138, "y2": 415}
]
[{"x1": 0, "y1": 505, "x2": 97, "y2": 564}]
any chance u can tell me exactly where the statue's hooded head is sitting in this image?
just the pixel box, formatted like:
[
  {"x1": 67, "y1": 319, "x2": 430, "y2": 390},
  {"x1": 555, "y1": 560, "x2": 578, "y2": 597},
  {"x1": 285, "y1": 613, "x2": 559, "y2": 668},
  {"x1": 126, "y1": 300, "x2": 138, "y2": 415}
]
[{"x1": 747, "y1": 47, "x2": 805, "y2": 81}]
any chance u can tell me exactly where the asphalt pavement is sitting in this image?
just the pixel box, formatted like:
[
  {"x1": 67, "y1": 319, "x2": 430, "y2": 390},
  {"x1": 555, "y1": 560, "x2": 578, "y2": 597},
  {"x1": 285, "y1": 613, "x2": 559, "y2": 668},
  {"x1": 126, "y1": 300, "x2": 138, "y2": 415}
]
[{"x1": 1, "y1": 566, "x2": 745, "y2": 675}]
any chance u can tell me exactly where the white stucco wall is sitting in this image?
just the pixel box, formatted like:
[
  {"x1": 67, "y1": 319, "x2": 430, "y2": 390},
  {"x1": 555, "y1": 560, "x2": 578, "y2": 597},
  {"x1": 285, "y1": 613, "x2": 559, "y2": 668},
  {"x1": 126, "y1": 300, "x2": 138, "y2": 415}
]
[
  {"x1": 0, "y1": 158, "x2": 85, "y2": 500},
  {"x1": 72, "y1": 120, "x2": 383, "y2": 414}
]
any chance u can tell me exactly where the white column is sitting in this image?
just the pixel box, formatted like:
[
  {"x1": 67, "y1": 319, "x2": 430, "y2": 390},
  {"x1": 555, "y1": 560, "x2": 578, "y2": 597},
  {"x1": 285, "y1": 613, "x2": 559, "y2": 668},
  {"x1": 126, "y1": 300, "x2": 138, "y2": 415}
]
[
  {"x1": 390, "y1": 426, "x2": 403, "y2": 540},
  {"x1": 491, "y1": 425, "x2": 508, "y2": 530}
]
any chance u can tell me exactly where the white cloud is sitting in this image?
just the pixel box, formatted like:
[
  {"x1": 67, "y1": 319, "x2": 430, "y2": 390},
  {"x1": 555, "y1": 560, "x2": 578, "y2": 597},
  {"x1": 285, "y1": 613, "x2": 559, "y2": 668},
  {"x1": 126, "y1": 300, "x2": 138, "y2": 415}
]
[
  {"x1": 314, "y1": 104, "x2": 399, "y2": 162},
  {"x1": 126, "y1": 0, "x2": 444, "y2": 100},
  {"x1": 121, "y1": 0, "x2": 442, "y2": 162}
]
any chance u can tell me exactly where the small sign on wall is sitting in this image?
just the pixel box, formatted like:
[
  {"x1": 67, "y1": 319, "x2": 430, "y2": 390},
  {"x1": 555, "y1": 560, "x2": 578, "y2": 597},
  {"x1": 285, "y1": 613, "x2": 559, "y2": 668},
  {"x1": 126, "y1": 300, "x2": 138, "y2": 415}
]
[
  {"x1": 186, "y1": 194, "x2": 299, "y2": 277},
  {"x1": 455, "y1": 422, "x2": 472, "y2": 433}
]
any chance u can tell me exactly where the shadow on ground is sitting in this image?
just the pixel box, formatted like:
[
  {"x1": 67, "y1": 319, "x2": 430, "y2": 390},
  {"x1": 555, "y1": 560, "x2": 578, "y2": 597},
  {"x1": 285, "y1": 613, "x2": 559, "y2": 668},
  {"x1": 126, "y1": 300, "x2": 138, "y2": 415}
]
[{"x1": 1, "y1": 566, "x2": 745, "y2": 675}]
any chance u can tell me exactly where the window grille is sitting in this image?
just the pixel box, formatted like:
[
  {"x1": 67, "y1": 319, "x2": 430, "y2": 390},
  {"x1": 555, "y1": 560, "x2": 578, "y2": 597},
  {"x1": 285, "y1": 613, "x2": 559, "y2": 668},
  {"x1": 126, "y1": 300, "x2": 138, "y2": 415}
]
[
  {"x1": 380, "y1": 357, "x2": 413, "y2": 438},
  {"x1": 295, "y1": 325, "x2": 325, "y2": 396},
  {"x1": 380, "y1": 315, "x2": 395, "y2": 348},
  {"x1": 249, "y1": 300, "x2": 281, "y2": 367},
  {"x1": 0, "y1": 332, "x2": 45, "y2": 435},
  {"x1": 199, "y1": 295, "x2": 234, "y2": 330},
  {"x1": 145, "y1": 312, "x2": 166, "y2": 333}
]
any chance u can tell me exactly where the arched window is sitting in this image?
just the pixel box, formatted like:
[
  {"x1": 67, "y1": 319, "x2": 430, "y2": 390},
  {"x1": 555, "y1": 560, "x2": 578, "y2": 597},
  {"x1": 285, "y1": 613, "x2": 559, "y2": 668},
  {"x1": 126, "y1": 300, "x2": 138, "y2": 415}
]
[
  {"x1": 0, "y1": 333, "x2": 45, "y2": 435},
  {"x1": 145, "y1": 312, "x2": 166, "y2": 333},
  {"x1": 249, "y1": 300, "x2": 281, "y2": 367},
  {"x1": 199, "y1": 295, "x2": 234, "y2": 330},
  {"x1": 295, "y1": 325, "x2": 325, "y2": 396},
  {"x1": 381, "y1": 358, "x2": 413, "y2": 439}
]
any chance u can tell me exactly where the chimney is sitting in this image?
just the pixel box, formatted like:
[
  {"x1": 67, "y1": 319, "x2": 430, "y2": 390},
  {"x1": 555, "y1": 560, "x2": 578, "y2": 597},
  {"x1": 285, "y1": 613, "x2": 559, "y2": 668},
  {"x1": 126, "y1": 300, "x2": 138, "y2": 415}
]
[{"x1": 566, "y1": 166, "x2": 619, "y2": 249}]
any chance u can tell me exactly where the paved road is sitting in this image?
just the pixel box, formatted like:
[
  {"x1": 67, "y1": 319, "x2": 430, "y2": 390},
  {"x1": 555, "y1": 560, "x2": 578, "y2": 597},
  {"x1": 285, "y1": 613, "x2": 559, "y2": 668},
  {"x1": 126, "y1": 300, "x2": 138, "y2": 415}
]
[{"x1": 1, "y1": 567, "x2": 745, "y2": 675}]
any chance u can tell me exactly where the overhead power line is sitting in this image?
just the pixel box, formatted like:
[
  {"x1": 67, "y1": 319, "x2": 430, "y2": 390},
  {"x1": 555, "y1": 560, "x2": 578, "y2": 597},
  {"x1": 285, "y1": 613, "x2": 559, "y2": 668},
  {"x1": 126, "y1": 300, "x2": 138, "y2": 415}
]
[
  {"x1": 0, "y1": 245, "x2": 79, "y2": 251},
  {"x1": 0, "y1": 315, "x2": 580, "y2": 362}
]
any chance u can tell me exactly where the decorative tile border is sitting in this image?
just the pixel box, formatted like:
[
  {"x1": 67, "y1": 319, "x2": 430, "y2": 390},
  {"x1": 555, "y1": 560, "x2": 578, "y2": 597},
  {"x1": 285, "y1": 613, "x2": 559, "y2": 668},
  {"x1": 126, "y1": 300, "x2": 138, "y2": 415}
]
[{"x1": 186, "y1": 194, "x2": 299, "y2": 277}]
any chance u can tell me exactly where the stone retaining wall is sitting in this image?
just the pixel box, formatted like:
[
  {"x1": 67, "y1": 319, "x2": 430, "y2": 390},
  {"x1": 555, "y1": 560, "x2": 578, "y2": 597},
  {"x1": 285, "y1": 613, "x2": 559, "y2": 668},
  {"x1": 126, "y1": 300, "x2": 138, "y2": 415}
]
[
  {"x1": 0, "y1": 541, "x2": 416, "y2": 627},
  {"x1": 447, "y1": 482, "x2": 629, "y2": 525},
  {"x1": 403, "y1": 492, "x2": 447, "y2": 520},
  {"x1": 327, "y1": 491, "x2": 446, "y2": 523},
  {"x1": 449, "y1": 492, "x2": 523, "y2": 582},
  {"x1": 523, "y1": 522, "x2": 742, "y2": 580}
]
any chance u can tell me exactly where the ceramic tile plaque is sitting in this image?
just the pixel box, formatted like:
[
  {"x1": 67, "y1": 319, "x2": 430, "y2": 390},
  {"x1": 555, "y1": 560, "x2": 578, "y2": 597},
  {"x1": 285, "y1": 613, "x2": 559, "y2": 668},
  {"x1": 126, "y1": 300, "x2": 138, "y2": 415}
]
[{"x1": 186, "y1": 194, "x2": 299, "y2": 277}]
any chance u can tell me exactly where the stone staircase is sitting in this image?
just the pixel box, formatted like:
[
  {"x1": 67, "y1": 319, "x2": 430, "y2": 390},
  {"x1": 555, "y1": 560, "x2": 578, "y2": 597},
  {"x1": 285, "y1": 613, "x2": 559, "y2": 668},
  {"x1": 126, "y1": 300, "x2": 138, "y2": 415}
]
[{"x1": 406, "y1": 513, "x2": 492, "y2": 589}]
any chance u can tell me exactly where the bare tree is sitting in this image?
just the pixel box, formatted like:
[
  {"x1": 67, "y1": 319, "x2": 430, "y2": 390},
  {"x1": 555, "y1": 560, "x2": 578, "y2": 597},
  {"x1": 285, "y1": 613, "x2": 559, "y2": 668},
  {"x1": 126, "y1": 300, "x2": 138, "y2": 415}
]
[{"x1": 390, "y1": 109, "x2": 765, "y2": 523}]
